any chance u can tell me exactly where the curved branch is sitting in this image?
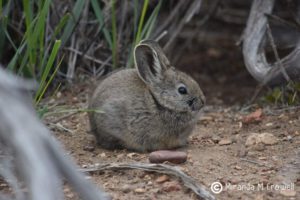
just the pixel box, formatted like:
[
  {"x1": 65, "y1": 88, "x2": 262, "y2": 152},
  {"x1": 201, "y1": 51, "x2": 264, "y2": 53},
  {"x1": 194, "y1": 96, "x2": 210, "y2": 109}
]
[{"x1": 242, "y1": 0, "x2": 300, "y2": 85}]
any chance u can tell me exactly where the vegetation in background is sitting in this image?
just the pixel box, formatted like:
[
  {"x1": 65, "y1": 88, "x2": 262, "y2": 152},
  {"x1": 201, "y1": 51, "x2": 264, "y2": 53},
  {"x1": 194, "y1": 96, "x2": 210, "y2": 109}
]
[
  {"x1": 264, "y1": 82, "x2": 300, "y2": 105},
  {"x1": 0, "y1": 0, "x2": 162, "y2": 106}
]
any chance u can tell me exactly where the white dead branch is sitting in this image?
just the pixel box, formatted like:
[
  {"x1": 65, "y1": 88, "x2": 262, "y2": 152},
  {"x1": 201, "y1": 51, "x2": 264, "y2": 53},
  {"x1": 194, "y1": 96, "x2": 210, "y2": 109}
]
[
  {"x1": 0, "y1": 67, "x2": 107, "y2": 200},
  {"x1": 242, "y1": 0, "x2": 300, "y2": 85}
]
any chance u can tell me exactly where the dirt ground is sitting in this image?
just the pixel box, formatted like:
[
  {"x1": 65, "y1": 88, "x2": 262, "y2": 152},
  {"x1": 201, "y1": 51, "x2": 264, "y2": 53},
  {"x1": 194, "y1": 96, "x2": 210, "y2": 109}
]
[{"x1": 45, "y1": 43, "x2": 300, "y2": 200}]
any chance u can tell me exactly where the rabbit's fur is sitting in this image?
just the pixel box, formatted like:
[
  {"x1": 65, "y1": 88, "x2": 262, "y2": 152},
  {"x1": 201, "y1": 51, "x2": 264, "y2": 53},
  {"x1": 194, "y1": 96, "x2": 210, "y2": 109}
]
[{"x1": 88, "y1": 40, "x2": 205, "y2": 152}]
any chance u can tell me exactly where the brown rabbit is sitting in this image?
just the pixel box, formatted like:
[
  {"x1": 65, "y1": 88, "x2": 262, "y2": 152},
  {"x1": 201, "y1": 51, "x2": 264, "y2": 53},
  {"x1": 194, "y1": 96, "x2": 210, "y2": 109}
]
[{"x1": 88, "y1": 40, "x2": 205, "y2": 152}]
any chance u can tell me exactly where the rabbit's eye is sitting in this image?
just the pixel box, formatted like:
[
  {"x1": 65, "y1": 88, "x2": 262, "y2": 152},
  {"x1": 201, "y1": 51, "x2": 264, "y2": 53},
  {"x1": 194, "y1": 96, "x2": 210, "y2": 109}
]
[{"x1": 178, "y1": 86, "x2": 187, "y2": 94}]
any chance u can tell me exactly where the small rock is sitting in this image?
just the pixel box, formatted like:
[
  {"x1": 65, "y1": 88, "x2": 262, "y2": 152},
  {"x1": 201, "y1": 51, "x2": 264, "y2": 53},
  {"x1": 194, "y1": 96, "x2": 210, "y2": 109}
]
[
  {"x1": 162, "y1": 181, "x2": 182, "y2": 192},
  {"x1": 156, "y1": 175, "x2": 170, "y2": 183},
  {"x1": 66, "y1": 193, "x2": 75, "y2": 198},
  {"x1": 211, "y1": 136, "x2": 221, "y2": 143},
  {"x1": 134, "y1": 188, "x2": 146, "y2": 194},
  {"x1": 218, "y1": 138, "x2": 232, "y2": 145},
  {"x1": 199, "y1": 116, "x2": 213, "y2": 122},
  {"x1": 265, "y1": 122, "x2": 273, "y2": 127},
  {"x1": 149, "y1": 150, "x2": 187, "y2": 164},
  {"x1": 83, "y1": 144, "x2": 95, "y2": 152},
  {"x1": 117, "y1": 154, "x2": 124, "y2": 159},
  {"x1": 100, "y1": 153, "x2": 106, "y2": 158},
  {"x1": 259, "y1": 133, "x2": 278, "y2": 145},
  {"x1": 258, "y1": 157, "x2": 267, "y2": 160},
  {"x1": 245, "y1": 133, "x2": 278, "y2": 147},
  {"x1": 242, "y1": 108, "x2": 263, "y2": 124},
  {"x1": 280, "y1": 189, "x2": 296, "y2": 197},
  {"x1": 254, "y1": 194, "x2": 264, "y2": 200},
  {"x1": 127, "y1": 152, "x2": 138, "y2": 158},
  {"x1": 245, "y1": 133, "x2": 260, "y2": 146},
  {"x1": 121, "y1": 184, "x2": 131, "y2": 193},
  {"x1": 234, "y1": 166, "x2": 242, "y2": 170}
]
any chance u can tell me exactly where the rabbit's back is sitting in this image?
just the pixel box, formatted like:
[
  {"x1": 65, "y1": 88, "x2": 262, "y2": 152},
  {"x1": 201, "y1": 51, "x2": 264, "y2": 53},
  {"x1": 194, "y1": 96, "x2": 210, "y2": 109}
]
[{"x1": 89, "y1": 69, "x2": 153, "y2": 150}]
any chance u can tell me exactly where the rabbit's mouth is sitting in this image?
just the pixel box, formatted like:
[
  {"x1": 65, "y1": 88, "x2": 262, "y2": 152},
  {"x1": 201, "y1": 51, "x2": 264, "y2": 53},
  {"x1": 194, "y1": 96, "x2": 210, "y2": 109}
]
[{"x1": 187, "y1": 97, "x2": 204, "y2": 112}]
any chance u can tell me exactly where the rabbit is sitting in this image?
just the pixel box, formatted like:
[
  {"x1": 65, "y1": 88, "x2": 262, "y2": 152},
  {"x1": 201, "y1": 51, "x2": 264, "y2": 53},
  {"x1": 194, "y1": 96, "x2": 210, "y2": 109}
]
[{"x1": 88, "y1": 40, "x2": 205, "y2": 152}]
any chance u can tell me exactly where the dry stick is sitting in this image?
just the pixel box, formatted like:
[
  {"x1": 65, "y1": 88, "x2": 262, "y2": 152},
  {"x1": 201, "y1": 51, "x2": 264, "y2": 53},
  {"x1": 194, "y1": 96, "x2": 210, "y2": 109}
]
[
  {"x1": 82, "y1": 163, "x2": 216, "y2": 200},
  {"x1": 155, "y1": 30, "x2": 168, "y2": 42},
  {"x1": 249, "y1": 22, "x2": 293, "y2": 103},
  {"x1": 48, "y1": 122, "x2": 75, "y2": 134},
  {"x1": 67, "y1": 35, "x2": 79, "y2": 81},
  {"x1": 163, "y1": 0, "x2": 202, "y2": 52},
  {"x1": 152, "y1": 0, "x2": 186, "y2": 39},
  {"x1": 266, "y1": 23, "x2": 291, "y2": 82},
  {"x1": 173, "y1": 0, "x2": 220, "y2": 64},
  {"x1": 266, "y1": 14, "x2": 300, "y2": 32},
  {"x1": 66, "y1": 47, "x2": 113, "y2": 66}
]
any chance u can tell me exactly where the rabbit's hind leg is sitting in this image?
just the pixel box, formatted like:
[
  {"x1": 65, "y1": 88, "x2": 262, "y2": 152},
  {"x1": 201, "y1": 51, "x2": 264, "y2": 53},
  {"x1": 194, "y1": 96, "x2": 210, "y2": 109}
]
[{"x1": 94, "y1": 130, "x2": 124, "y2": 150}]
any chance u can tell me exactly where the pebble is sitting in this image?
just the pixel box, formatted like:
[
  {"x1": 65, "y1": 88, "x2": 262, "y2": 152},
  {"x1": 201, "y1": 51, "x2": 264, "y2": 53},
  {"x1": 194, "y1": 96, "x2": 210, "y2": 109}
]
[
  {"x1": 280, "y1": 189, "x2": 296, "y2": 197},
  {"x1": 121, "y1": 184, "x2": 131, "y2": 193},
  {"x1": 218, "y1": 138, "x2": 232, "y2": 145},
  {"x1": 242, "y1": 108, "x2": 263, "y2": 124},
  {"x1": 162, "y1": 181, "x2": 182, "y2": 192},
  {"x1": 211, "y1": 136, "x2": 221, "y2": 143},
  {"x1": 83, "y1": 144, "x2": 95, "y2": 152},
  {"x1": 149, "y1": 150, "x2": 187, "y2": 164},
  {"x1": 259, "y1": 133, "x2": 278, "y2": 145},
  {"x1": 265, "y1": 122, "x2": 273, "y2": 127},
  {"x1": 127, "y1": 152, "x2": 138, "y2": 158},
  {"x1": 156, "y1": 175, "x2": 170, "y2": 183},
  {"x1": 100, "y1": 153, "x2": 106, "y2": 158},
  {"x1": 246, "y1": 133, "x2": 278, "y2": 147},
  {"x1": 134, "y1": 188, "x2": 146, "y2": 194}
]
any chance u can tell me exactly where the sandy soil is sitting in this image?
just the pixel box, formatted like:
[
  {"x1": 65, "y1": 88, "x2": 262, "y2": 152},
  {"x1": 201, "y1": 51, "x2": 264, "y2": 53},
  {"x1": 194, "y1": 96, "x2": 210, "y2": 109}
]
[
  {"x1": 42, "y1": 42, "x2": 300, "y2": 200},
  {"x1": 44, "y1": 82, "x2": 299, "y2": 200}
]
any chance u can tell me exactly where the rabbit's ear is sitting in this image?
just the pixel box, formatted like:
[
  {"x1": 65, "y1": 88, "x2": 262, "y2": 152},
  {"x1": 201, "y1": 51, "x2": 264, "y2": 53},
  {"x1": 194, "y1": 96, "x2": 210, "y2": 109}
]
[{"x1": 134, "y1": 43, "x2": 169, "y2": 84}]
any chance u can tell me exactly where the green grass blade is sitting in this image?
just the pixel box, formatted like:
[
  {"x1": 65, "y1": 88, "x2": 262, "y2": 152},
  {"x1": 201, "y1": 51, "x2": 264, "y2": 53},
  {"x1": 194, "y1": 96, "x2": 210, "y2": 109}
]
[
  {"x1": 133, "y1": 0, "x2": 139, "y2": 42},
  {"x1": 61, "y1": 0, "x2": 85, "y2": 45},
  {"x1": 111, "y1": 0, "x2": 117, "y2": 68},
  {"x1": 35, "y1": 40, "x2": 61, "y2": 103},
  {"x1": 40, "y1": 14, "x2": 70, "y2": 71},
  {"x1": 32, "y1": 0, "x2": 51, "y2": 69},
  {"x1": 90, "y1": 0, "x2": 112, "y2": 49},
  {"x1": 141, "y1": 0, "x2": 162, "y2": 39},
  {"x1": 35, "y1": 56, "x2": 63, "y2": 105},
  {"x1": 135, "y1": 0, "x2": 149, "y2": 44}
]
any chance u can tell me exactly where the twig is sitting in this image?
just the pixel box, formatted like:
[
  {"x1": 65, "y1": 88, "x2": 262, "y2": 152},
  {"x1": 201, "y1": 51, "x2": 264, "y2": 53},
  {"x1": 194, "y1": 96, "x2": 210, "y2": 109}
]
[
  {"x1": 48, "y1": 122, "x2": 75, "y2": 134},
  {"x1": 265, "y1": 13, "x2": 300, "y2": 32},
  {"x1": 65, "y1": 47, "x2": 113, "y2": 67},
  {"x1": 51, "y1": 112, "x2": 77, "y2": 124},
  {"x1": 82, "y1": 162, "x2": 216, "y2": 200},
  {"x1": 249, "y1": 21, "x2": 295, "y2": 103},
  {"x1": 155, "y1": 30, "x2": 168, "y2": 42},
  {"x1": 173, "y1": 0, "x2": 220, "y2": 64},
  {"x1": 163, "y1": 0, "x2": 202, "y2": 52},
  {"x1": 266, "y1": 23, "x2": 291, "y2": 82},
  {"x1": 153, "y1": 1, "x2": 186, "y2": 39}
]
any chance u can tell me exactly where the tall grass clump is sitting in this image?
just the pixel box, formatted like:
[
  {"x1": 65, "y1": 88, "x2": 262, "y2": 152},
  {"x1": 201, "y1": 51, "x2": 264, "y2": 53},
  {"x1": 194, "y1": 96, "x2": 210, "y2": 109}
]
[
  {"x1": 0, "y1": 0, "x2": 71, "y2": 104},
  {"x1": 0, "y1": 0, "x2": 170, "y2": 106}
]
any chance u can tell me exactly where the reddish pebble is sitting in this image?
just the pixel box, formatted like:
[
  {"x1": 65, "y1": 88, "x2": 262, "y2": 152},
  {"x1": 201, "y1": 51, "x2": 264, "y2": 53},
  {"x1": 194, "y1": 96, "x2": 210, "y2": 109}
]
[
  {"x1": 149, "y1": 150, "x2": 187, "y2": 164},
  {"x1": 162, "y1": 181, "x2": 182, "y2": 192}
]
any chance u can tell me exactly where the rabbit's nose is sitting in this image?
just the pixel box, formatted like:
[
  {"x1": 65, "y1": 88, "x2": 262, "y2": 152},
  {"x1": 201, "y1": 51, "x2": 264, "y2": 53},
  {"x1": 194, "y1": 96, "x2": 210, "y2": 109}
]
[
  {"x1": 187, "y1": 98, "x2": 195, "y2": 107},
  {"x1": 188, "y1": 97, "x2": 205, "y2": 111}
]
